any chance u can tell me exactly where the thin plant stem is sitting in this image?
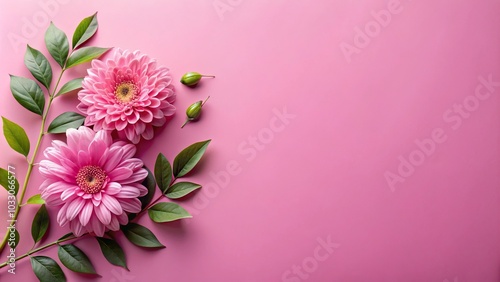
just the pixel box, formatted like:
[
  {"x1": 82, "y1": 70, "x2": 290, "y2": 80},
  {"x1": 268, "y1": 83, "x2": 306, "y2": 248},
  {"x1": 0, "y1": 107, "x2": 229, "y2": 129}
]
[
  {"x1": 0, "y1": 234, "x2": 77, "y2": 268},
  {"x1": 0, "y1": 68, "x2": 66, "y2": 253},
  {"x1": 0, "y1": 177, "x2": 178, "y2": 269}
]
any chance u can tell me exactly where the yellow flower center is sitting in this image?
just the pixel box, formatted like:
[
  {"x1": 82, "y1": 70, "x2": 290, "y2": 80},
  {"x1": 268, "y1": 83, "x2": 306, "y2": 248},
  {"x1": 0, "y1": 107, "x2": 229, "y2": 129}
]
[{"x1": 115, "y1": 82, "x2": 137, "y2": 103}]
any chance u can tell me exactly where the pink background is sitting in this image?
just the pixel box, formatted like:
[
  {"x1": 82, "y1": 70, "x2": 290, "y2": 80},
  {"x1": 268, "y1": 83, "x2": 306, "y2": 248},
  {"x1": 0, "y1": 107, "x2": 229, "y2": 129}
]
[{"x1": 1, "y1": 0, "x2": 500, "y2": 281}]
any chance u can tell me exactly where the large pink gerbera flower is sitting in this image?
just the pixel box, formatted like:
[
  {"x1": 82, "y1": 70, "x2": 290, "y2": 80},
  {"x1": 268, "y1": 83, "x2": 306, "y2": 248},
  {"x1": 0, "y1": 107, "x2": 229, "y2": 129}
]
[
  {"x1": 39, "y1": 127, "x2": 148, "y2": 237},
  {"x1": 77, "y1": 49, "x2": 176, "y2": 144}
]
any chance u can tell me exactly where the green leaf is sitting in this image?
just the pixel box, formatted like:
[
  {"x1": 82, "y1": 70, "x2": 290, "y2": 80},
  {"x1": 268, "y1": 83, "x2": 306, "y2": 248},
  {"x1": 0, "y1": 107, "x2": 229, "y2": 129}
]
[
  {"x1": 31, "y1": 256, "x2": 66, "y2": 282},
  {"x1": 58, "y1": 233, "x2": 73, "y2": 241},
  {"x1": 9, "y1": 75, "x2": 45, "y2": 115},
  {"x1": 129, "y1": 167, "x2": 156, "y2": 221},
  {"x1": 2, "y1": 117, "x2": 30, "y2": 157},
  {"x1": 173, "y1": 140, "x2": 211, "y2": 178},
  {"x1": 140, "y1": 167, "x2": 156, "y2": 210},
  {"x1": 58, "y1": 244, "x2": 96, "y2": 274},
  {"x1": 55, "y1": 78, "x2": 83, "y2": 97},
  {"x1": 66, "y1": 47, "x2": 109, "y2": 68},
  {"x1": 47, "y1": 112, "x2": 85, "y2": 134},
  {"x1": 148, "y1": 202, "x2": 192, "y2": 223},
  {"x1": 96, "y1": 237, "x2": 128, "y2": 270},
  {"x1": 122, "y1": 223, "x2": 164, "y2": 248},
  {"x1": 24, "y1": 45, "x2": 52, "y2": 89},
  {"x1": 27, "y1": 194, "x2": 45, "y2": 205},
  {"x1": 165, "y1": 182, "x2": 201, "y2": 199},
  {"x1": 72, "y1": 12, "x2": 98, "y2": 49},
  {"x1": 45, "y1": 22, "x2": 69, "y2": 68},
  {"x1": 0, "y1": 167, "x2": 19, "y2": 195},
  {"x1": 154, "y1": 153, "x2": 172, "y2": 193},
  {"x1": 31, "y1": 204, "x2": 49, "y2": 243}
]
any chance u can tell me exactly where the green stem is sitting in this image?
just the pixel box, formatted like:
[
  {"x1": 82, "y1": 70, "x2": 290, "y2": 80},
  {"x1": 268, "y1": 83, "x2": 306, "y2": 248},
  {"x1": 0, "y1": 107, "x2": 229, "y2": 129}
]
[
  {"x1": 0, "y1": 234, "x2": 77, "y2": 268},
  {"x1": 134, "y1": 177, "x2": 177, "y2": 219},
  {"x1": 135, "y1": 195, "x2": 163, "y2": 219},
  {"x1": 201, "y1": 96, "x2": 210, "y2": 106},
  {"x1": 0, "y1": 69, "x2": 66, "y2": 253},
  {"x1": 0, "y1": 151, "x2": 177, "y2": 269},
  {"x1": 181, "y1": 119, "x2": 190, "y2": 128},
  {"x1": 0, "y1": 183, "x2": 162, "y2": 269}
]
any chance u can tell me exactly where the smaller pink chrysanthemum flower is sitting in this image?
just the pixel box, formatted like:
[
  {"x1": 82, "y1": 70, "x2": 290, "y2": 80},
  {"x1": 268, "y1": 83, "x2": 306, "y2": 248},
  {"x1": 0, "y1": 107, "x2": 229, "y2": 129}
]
[
  {"x1": 77, "y1": 49, "x2": 176, "y2": 144},
  {"x1": 39, "y1": 127, "x2": 148, "y2": 237}
]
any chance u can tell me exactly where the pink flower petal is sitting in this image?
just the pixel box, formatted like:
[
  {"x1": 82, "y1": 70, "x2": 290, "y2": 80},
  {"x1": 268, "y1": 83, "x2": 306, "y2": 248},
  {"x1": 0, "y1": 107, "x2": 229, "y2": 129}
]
[
  {"x1": 88, "y1": 138, "x2": 108, "y2": 163},
  {"x1": 108, "y1": 216, "x2": 120, "y2": 231},
  {"x1": 121, "y1": 168, "x2": 148, "y2": 184},
  {"x1": 116, "y1": 185, "x2": 140, "y2": 198},
  {"x1": 119, "y1": 198, "x2": 141, "y2": 213},
  {"x1": 121, "y1": 145, "x2": 138, "y2": 161},
  {"x1": 115, "y1": 119, "x2": 128, "y2": 131},
  {"x1": 70, "y1": 220, "x2": 85, "y2": 237},
  {"x1": 139, "y1": 110, "x2": 153, "y2": 123},
  {"x1": 117, "y1": 212, "x2": 129, "y2": 225},
  {"x1": 108, "y1": 167, "x2": 133, "y2": 181},
  {"x1": 79, "y1": 201, "x2": 93, "y2": 226},
  {"x1": 57, "y1": 204, "x2": 69, "y2": 227},
  {"x1": 102, "y1": 147, "x2": 124, "y2": 172},
  {"x1": 124, "y1": 126, "x2": 139, "y2": 144},
  {"x1": 95, "y1": 203, "x2": 111, "y2": 225},
  {"x1": 44, "y1": 193, "x2": 63, "y2": 206},
  {"x1": 132, "y1": 183, "x2": 149, "y2": 197},
  {"x1": 93, "y1": 192, "x2": 102, "y2": 202},
  {"x1": 61, "y1": 187, "x2": 77, "y2": 201},
  {"x1": 105, "y1": 182, "x2": 121, "y2": 195},
  {"x1": 45, "y1": 181, "x2": 76, "y2": 195},
  {"x1": 91, "y1": 214, "x2": 105, "y2": 236},
  {"x1": 39, "y1": 160, "x2": 74, "y2": 182},
  {"x1": 141, "y1": 125, "x2": 154, "y2": 140},
  {"x1": 133, "y1": 121, "x2": 145, "y2": 134},
  {"x1": 66, "y1": 199, "x2": 85, "y2": 221},
  {"x1": 77, "y1": 150, "x2": 91, "y2": 167},
  {"x1": 101, "y1": 194, "x2": 123, "y2": 215}
]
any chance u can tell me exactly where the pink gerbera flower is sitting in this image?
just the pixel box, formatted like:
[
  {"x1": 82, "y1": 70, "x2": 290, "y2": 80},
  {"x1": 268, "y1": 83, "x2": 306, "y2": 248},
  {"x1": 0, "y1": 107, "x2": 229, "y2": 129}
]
[
  {"x1": 77, "y1": 49, "x2": 176, "y2": 144},
  {"x1": 39, "y1": 127, "x2": 148, "y2": 237}
]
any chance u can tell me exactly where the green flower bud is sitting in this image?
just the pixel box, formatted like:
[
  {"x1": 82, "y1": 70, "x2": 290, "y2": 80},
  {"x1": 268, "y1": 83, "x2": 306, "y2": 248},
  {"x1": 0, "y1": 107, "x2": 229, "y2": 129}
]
[
  {"x1": 180, "y1": 72, "x2": 215, "y2": 86},
  {"x1": 181, "y1": 96, "x2": 210, "y2": 128}
]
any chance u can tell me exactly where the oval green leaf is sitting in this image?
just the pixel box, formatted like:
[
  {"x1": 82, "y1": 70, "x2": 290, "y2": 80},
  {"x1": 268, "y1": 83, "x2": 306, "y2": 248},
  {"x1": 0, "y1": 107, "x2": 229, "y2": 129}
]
[
  {"x1": 122, "y1": 223, "x2": 164, "y2": 248},
  {"x1": 96, "y1": 237, "x2": 128, "y2": 270},
  {"x1": 154, "y1": 153, "x2": 172, "y2": 193},
  {"x1": 72, "y1": 12, "x2": 98, "y2": 49},
  {"x1": 0, "y1": 167, "x2": 19, "y2": 195},
  {"x1": 27, "y1": 194, "x2": 45, "y2": 205},
  {"x1": 2, "y1": 117, "x2": 30, "y2": 157},
  {"x1": 31, "y1": 204, "x2": 49, "y2": 243},
  {"x1": 47, "y1": 112, "x2": 85, "y2": 134},
  {"x1": 148, "y1": 202, "x2": 192, "y2": 223},
  {"x1": 66, "y1": 47, "x2": 109, "y2": 69},
  {"x1": 24, "y1": 45, "x2": 52, "y2": 89},
  {"x1": 45, "y1": 22, "x2": 69, "y2": 68},
  {"x1": 58, "y1": 244, "x2": 96, "y2": 274},
  {"x1": 129, "y1": 166, "x2": 156, "y2": 221},
  {"x1": 140, "y1": 166, "x2": 156, "y2": 210},
  {"x1": 9, "y1": 75, "x2": 45, "y2": 115},
  {"x1": 31, "y1": 256, "x2": 66, "y2": 282},
  {"x1": 173, "y1": 140, "x2": 211, "y2": 178},
  {"x1": 165, "y1": 182, "x2": 201, "y2": 199},
  {"x1": 55, "y1": 78, "x2": 84, "y2": 97},
  {"x1": 58, "y1": 233, "x2": 74, "y2": 241}
]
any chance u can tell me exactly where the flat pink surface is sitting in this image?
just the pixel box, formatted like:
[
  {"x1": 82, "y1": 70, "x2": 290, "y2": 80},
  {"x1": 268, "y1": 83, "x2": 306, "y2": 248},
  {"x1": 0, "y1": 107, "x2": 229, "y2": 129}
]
[{"x1": 0, "y1": 0, "x2": 499, "y2": 281}]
